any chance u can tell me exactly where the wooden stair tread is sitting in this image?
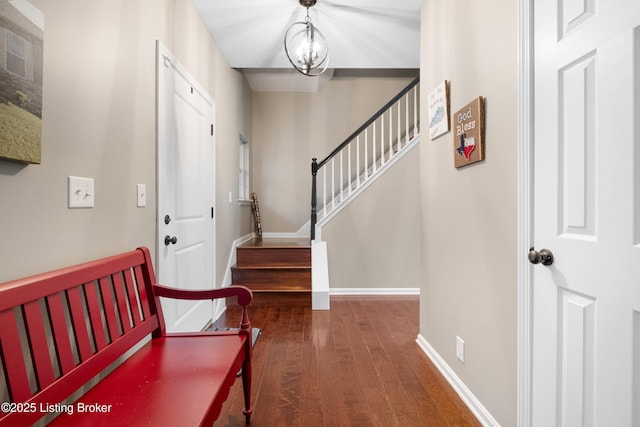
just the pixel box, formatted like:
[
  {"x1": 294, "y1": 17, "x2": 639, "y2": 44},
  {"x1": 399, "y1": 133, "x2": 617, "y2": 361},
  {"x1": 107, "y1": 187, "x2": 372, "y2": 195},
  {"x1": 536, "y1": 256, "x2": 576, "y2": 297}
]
[
  {"x1": 234, "y1": 282, "x2": 311, "y2": 293},
  {"x1": 232, "y1": 265, "x2": 310, "y2": 270},
  {"x1": 239, "y1": 237, "x2": 310, "y2": 248},
  {"x1": 232, "y1": 237, "x2": 312, "y2": 293}
]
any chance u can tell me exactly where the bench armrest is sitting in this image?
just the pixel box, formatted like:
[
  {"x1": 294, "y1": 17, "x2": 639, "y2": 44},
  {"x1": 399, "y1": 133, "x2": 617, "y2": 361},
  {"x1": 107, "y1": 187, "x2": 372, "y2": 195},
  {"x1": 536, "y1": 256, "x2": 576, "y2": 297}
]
[
  {"x1": 153, "y1": 284, "x2": 253, "y2": 306},
  {"x1": 152, "y1": 284, "x2": 253, "y2": 336}
]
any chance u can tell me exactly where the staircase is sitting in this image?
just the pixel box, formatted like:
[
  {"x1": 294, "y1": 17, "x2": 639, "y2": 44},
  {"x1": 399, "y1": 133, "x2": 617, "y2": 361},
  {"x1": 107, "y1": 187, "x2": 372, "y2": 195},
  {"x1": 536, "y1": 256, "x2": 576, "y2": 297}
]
[
  {"x1": 310, "y1": 77, "x2": 420, "y2": 240},
  {"x1": 307, "y1": 77, "x2": 420, "y2": 309},
  {"x1": 231, "y1": 238, "x2": 311, "y2": 292}
]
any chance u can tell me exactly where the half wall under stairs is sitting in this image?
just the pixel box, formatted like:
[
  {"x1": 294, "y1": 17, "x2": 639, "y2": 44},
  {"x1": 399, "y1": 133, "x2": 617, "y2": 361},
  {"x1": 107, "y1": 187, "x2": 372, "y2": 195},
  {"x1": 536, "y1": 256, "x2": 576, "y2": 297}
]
[{"x1": 231, "y1": 237, "x2": 311, "y2": 292}]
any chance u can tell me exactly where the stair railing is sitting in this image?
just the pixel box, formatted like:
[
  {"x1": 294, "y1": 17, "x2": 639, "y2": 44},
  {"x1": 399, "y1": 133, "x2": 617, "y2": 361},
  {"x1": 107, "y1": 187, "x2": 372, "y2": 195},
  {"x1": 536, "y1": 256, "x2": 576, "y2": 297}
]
[{"x1": 310, "y1": 77, "x2": 420, "y2": 240}]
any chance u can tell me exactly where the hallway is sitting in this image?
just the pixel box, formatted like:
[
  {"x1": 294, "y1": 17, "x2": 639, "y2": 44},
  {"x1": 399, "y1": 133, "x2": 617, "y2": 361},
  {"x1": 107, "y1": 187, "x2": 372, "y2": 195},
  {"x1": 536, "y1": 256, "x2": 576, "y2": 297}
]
[{"x1": 213, "y1": 293, "x2": 480, "y2": 426}]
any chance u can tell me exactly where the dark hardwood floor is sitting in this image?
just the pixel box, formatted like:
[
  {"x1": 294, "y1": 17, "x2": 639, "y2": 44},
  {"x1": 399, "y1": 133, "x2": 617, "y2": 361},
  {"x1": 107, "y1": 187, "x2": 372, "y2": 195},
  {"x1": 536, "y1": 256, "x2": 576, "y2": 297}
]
[{"x1": 213, "y1": 293, "x2": 481, "y2": 427}]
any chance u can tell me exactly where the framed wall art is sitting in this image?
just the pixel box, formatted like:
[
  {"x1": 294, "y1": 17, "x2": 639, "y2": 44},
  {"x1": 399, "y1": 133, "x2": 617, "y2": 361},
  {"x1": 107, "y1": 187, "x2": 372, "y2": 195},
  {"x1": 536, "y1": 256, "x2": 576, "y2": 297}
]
[
  {"x1": 453, "y1": 96, "x2": 485, "y2": 168},
  {"x1": 427, "y1": 80, "x2": 450, "y2": 140},
  {"x1": 0, "y1": 0, "x2": 44, "y2": 164}
]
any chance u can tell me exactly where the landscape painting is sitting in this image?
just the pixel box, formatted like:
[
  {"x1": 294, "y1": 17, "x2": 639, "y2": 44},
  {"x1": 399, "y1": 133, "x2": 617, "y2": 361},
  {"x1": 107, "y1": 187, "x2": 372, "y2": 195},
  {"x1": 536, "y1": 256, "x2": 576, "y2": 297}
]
[{"x1": 0, "y1": 0, "x2": 44, "y2": 164}]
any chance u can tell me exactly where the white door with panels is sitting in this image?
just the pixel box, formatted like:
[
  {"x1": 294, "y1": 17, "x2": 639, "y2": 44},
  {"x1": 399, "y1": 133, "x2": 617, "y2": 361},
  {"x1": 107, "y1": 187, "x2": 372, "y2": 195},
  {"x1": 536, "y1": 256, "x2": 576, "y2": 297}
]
[
  {"x1": 531, "y1": 0, "x2": 640, "y2": 425},
  {"x1": 156, "y1": 42, "x2": 216, "y2": 333}
]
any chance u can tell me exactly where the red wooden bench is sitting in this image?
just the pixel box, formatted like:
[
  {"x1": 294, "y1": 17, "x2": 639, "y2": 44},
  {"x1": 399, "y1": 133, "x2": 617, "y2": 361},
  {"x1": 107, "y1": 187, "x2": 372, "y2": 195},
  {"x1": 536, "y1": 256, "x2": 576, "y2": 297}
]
[{"x1": 0, "y1": 246, "x2": 253, "y2": 426}]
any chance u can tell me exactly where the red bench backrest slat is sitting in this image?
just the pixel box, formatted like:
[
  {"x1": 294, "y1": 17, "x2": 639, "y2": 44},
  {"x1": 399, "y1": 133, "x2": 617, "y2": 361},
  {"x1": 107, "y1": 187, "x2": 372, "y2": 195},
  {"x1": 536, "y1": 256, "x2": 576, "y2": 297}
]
[
  {"x1": 112, "y1": 272, "x2": 132, "y2": 334},
  {"x1": 66, "y1": 286, "x2": 95, "y2": 362},
  {"x1": 123, "y1": 268, "x2": 143, "y2": 326},
  {"x1": 23, "y1": 300, "x2": 56, "y2": 390},
  {"x1": 84, "y1": 280, "x2": 109, "y2": 351},
  {"x1": 46, "y1": 293, "x2": 76, "y2": 375},
  {"x1": 98, "y1": 276, "x2": 121, "y2": 342},
  {"x1": 133, "y1": 265, "x2": 152, "y2": 320}
]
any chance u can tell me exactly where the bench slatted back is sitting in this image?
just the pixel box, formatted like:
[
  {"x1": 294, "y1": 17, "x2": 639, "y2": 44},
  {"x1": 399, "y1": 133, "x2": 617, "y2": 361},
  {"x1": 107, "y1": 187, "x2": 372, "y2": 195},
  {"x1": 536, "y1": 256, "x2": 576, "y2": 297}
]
[{"x1": 0, "y1": 248, "x2": 161, "y2": 426}]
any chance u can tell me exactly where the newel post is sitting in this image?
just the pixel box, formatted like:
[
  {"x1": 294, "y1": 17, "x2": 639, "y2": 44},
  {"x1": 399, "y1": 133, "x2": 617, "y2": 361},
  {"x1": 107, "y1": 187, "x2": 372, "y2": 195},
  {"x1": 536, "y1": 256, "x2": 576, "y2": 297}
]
[{"x1": 311, "y1": 158, "x2": 318, "y2": 241}]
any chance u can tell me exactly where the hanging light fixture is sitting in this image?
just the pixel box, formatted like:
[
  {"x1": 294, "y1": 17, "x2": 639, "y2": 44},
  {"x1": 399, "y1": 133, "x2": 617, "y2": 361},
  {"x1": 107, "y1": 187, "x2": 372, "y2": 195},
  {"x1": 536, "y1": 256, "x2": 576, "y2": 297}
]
[{"x1": 284, "y1": 0, "x2": 329, "y2": 76}]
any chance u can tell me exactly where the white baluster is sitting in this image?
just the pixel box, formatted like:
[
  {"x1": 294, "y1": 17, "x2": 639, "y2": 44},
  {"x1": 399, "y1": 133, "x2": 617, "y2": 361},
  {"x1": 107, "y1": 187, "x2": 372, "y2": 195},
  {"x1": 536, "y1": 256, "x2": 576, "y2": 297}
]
[
  {"x1": 388, "y1": 109, "x2": 393, "y2": 159},
  {"x1": 405, "y1": 93, "x2": 409, "y2": 147},
  {"x1": 356, "y1": 135, "x2": 361, "y2": 187},
  {"x1": 397, "y1": 100, "x2": 402, "y2": 151},
  {"x1": 339, "y1": 150, "x2": 344, "y2": 203},
  {"x1": 322, "y1": 167, "x2": 327, "y2": 219},
  {"x1": 414, "y1": 85, "x2": 418, "y2": 136},
  {"x1": 373, "y1": 122, "x2": 377, "y2": 173},
  {"x1": 380, "y1": 113, "x2": 385, "y2": 166},
  {"x1": 331, "y1": 158, "x2": 335, "y2": 211},
  {"x1": 364, "y1": 128, "x2": 369, "y2": 180},
  {"x1": 348, "y1": 143, "x2": 352, "y2": 196}
]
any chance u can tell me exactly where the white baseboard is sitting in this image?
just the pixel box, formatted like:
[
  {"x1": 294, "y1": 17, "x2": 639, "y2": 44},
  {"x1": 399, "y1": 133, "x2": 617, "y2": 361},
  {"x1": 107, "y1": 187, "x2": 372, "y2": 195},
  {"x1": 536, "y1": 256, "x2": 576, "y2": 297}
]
[
  {"x1": 330, "y1": 288, "x2": 420, "y2": 296},
  {"x1": 415, "y1": 334, "x2": 500, "y2": 427}
]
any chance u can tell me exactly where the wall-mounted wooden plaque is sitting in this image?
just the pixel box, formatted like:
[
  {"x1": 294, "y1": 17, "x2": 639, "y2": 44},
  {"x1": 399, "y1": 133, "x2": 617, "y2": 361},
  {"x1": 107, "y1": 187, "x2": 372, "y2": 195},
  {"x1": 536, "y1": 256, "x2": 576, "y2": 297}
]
[{"x1": 453, "y1": 96, "x2": 485, "y2": 168}]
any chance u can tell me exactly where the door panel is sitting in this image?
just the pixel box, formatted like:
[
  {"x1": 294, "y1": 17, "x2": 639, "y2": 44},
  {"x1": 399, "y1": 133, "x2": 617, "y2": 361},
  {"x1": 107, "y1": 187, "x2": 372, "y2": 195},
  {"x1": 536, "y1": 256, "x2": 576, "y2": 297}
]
[
  {"x1": 532, "y1": 1, "x2": 640, "y2": 425},
  {"x1": 558, "y1": 52, "x2": 596, "y2": 239},
  {"x1": 175, "y1": 244, "x2": 207, "y2": 320},
  {"x1": 157, "y1": 42, "x2": 215, "y2": 333}
]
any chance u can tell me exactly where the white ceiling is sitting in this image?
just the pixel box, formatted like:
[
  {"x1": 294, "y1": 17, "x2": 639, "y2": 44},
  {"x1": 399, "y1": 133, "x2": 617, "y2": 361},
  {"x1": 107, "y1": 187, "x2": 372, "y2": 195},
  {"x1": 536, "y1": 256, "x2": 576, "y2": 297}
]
[{"x1": 192, "y1": 0, "x2": 422, "y2": 91}]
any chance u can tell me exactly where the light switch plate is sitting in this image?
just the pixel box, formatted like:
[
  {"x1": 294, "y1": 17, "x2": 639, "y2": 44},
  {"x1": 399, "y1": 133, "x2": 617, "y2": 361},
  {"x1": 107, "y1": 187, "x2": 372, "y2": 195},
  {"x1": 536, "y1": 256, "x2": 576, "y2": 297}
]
[
  {"x1": 68, "y1": 176, "x2": 94, "y2": 208},
  {"x1": 137, "y1": 184, "x2": 146, "y2": 207}
]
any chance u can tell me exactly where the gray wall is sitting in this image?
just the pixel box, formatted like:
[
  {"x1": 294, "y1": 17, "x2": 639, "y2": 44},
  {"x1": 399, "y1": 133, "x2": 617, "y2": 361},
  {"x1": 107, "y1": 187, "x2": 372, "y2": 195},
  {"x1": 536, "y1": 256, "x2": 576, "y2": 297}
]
[
  {"x1": 0, "y1": 0, "x2": 253, "y2": 285},
  {"x1": 321, "y1": 145, "x2": 421, "y2": 290},
  {"x1": 419, "y1": 1, "x2": 518, "y2": 425}
]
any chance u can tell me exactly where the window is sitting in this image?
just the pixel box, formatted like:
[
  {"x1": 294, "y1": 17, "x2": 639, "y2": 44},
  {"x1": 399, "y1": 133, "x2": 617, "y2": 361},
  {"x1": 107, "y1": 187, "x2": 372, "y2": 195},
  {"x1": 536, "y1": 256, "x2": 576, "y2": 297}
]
[
  {"x1": 5, "y1": 29, "x2": 27, "y2": 78},
  {"x1": 239, "y1": 134, "x2": 250, "y2": 202}
]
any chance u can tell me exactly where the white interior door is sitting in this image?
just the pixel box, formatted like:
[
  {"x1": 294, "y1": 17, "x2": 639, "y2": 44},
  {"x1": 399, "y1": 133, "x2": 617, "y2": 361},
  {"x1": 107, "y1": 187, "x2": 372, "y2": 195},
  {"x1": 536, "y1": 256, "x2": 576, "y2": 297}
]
[
  {"x1": 532, "y1": 1, "x2": 640, "y2": 425},
  {"x1": 156, "y1": 42, "x2": 215, "y2": 333}
]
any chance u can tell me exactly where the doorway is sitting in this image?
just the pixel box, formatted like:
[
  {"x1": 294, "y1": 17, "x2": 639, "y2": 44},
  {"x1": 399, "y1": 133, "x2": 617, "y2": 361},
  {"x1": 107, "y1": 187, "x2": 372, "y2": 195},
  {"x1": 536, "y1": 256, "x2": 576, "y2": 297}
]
[
  {"x1": 520, "y1": 2, "x2": 640, "y2": 425},
  {"x1": 156, "y1": 42, "x2": 216, "y2": 333}
]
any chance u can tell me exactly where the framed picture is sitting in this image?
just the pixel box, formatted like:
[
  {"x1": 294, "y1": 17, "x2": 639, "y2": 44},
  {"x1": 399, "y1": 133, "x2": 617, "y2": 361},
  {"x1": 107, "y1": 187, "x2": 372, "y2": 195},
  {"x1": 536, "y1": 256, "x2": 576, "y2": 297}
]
[
  {"x1": 453, "y1": 96, "x2": 485, "y2": 168},
  {"x1": 0, "y1": 0, "x2": 44, "y2": 164},
  {"x1": 427, "y1": 80, "x2": 450, "y2": 140}
]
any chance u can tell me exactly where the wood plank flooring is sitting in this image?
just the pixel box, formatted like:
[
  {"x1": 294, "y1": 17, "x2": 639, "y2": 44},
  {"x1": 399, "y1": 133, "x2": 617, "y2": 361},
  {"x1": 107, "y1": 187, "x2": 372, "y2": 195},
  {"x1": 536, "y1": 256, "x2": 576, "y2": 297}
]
[{"x1": 213, "y1": 293, "x2": 480, "y2": 427}]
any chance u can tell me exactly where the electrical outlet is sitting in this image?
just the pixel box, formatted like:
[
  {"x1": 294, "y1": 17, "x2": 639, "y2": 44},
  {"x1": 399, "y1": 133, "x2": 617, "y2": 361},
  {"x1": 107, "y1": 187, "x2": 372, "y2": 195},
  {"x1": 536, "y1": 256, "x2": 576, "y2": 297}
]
[
  {"x1": 456, "y1": 336, "x2": 465, "y2": 363},
  {"x1": 68, "y1": 176, "x2": 94, "y2": 208}
]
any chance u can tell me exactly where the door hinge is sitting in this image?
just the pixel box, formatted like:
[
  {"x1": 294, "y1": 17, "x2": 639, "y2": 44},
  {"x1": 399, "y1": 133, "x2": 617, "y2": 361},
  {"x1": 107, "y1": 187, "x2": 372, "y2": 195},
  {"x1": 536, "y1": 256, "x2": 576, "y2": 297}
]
[
  {"x1": 211, "y1": 124, "x2": 214, "y2": 136},
  {"x1": 211, "y1": 206, "x2": 215, "y2": 219}
]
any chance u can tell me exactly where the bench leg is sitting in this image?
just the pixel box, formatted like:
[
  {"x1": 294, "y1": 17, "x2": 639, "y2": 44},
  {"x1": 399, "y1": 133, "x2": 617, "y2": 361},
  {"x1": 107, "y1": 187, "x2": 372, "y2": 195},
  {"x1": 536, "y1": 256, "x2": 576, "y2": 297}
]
[{"x1": 241, "y1": 358, "x2": 253, "y2": 424}]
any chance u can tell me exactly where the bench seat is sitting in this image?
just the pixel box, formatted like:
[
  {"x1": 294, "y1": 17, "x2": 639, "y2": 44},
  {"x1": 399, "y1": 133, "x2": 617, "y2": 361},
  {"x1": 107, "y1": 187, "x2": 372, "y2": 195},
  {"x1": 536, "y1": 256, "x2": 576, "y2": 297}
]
[{"x1": 49, "y1": 334, "x2": 246, "y2": 426}]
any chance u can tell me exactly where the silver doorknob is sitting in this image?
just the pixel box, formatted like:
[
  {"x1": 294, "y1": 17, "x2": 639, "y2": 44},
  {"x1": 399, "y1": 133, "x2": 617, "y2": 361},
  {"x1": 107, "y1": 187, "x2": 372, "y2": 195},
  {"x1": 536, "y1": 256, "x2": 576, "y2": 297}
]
[
  {"x1": 164, "y1": 235, "x2": 178, "y2": 246},
  {"x1": 528, "y1": 247, "x2": 554, "y2": 266}
]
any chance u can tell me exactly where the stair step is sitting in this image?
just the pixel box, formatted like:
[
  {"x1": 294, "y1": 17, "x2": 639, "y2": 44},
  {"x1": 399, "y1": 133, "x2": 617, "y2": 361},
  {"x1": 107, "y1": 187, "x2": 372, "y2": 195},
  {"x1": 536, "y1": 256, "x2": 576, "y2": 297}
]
[
  {"x1": 236, "y1": 246, "x2": 310, "y2": 268},
  {"x1": 231, "y1": 265, "x2": 311, "y2": 292},
  {"x1": 234, "y1": 283, "x2": 310, "y2": 292},
  {"x1": 231, "y1": 238, "x2": 312, "y2": 293}
]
